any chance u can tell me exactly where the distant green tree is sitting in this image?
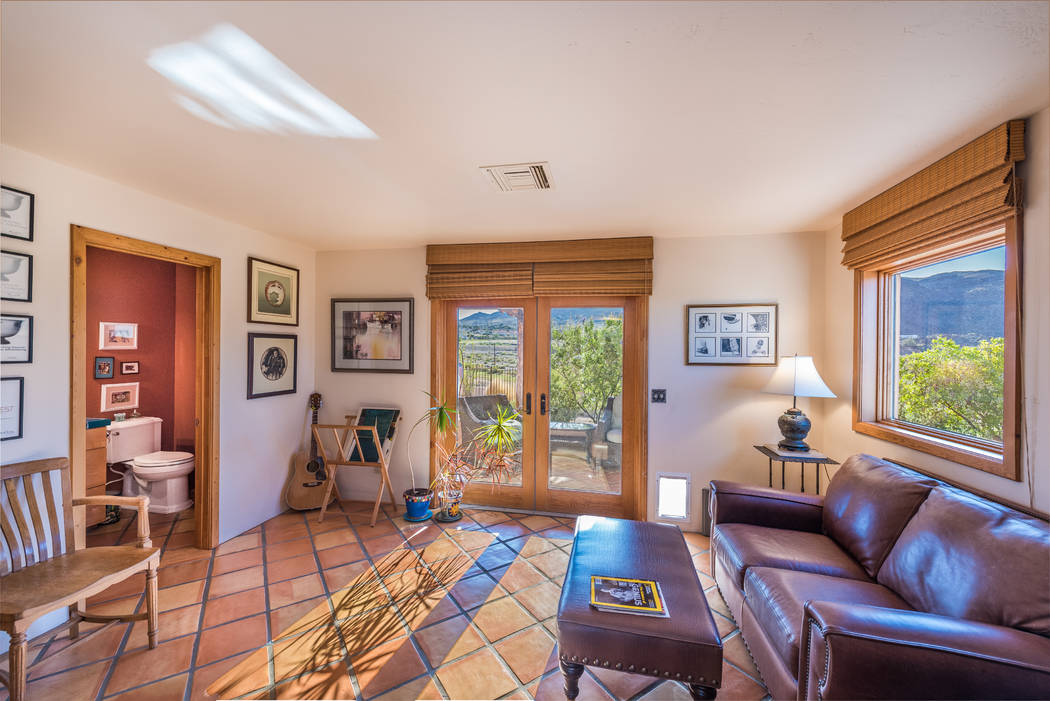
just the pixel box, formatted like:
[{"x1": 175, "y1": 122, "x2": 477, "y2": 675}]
[
  {"x1": 549, "y1": 320, "x2": 623, "y2": 423},
  {"x1": 897, "y1": 336, "x2": 1004, "y2": 442}
]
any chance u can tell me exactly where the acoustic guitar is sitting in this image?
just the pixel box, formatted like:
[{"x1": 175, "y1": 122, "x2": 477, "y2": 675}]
[{"x1": 283, "y1": 392, "x2": 336, "y2": 511}]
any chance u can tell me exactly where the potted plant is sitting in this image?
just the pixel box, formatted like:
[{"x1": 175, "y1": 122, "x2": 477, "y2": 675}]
[
  {"x1": 402, "y1": 393, "x2": 455, "y2": 522},
  {"x1": 431, "y1": 403, "x2": 521, "y2": 522}
]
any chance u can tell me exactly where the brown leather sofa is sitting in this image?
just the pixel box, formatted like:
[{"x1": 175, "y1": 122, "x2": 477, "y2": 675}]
[{"x1": 709, "y1": 454, "x2": 1050, "y2": 700}]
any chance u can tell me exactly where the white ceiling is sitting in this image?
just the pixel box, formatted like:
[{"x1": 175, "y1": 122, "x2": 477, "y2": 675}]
[{"x1": 2, "y1": 1, "x2": 1047, "y2": 250}]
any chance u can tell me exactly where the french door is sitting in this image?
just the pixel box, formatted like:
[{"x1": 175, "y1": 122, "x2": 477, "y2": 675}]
[{"x1": 435, "y1": 296, "x2": 646, "y2": 518}]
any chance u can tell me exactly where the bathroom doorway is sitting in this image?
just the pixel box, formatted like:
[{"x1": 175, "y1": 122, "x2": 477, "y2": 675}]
[{"x1": 70, "y1": 225, "x2": 220, "y2": 549}]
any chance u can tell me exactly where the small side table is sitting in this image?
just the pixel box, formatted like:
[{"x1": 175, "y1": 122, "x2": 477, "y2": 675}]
[{"x1": 754, "y1": 444, "x2": 839, "y2": 494}]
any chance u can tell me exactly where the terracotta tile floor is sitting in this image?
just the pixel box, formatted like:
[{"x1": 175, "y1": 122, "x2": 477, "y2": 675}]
[{"x1": 4, "y1": 504, "x2": 767, "y2": 700}]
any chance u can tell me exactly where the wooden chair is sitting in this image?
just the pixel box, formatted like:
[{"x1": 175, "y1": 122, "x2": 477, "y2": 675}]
[
  {"x1": 0, "y1": 458, "x2": 159, "y2": 701},
  {"x1": 312, "y1": 408, "x2": 401, "y2": 527}
]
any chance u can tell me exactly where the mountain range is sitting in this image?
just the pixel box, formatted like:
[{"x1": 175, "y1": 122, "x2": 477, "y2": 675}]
[{"x1": 899, "y1": 269, "x2": 1003, "y2": 342}]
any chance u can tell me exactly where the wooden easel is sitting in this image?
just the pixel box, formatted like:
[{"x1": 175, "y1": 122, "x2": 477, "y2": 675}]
[{"x1": 312, "y1": 409, "x2": 401, "y2": 527}]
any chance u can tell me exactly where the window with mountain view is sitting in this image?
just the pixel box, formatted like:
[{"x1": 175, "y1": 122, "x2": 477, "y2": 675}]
[{"x1": 891, "y1": 246, "x2": 1005, "y2": 443}]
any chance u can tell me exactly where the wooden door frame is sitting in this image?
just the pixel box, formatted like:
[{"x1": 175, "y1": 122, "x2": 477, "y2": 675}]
[
  {"x1": 429, "y1": 296, "x2": 648, "y2": 520},
  {"x1": 70, "y1": 225, "x2": 221, "y2": 549}
]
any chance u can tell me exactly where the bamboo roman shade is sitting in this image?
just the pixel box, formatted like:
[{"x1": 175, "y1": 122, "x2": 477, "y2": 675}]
[
  {"x1": 841, "y1": 120, "x2": 1026, "y2": 269},
  {"x1": 426, "y1": 237, "x2": 653, "y2": 299}
]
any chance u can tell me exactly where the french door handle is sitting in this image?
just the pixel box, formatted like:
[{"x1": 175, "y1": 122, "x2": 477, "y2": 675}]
[
  {"x1": 540, "y1": 393, "x2": 547, "y2": 415},
  {"x1": 525, "y1": 393, "x2": 532, "y2": 415}
]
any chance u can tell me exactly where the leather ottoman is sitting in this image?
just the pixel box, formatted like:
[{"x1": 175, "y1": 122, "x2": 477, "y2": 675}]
[{"x1": 557, "y1": 516, "x2": 723, "y2": 699}]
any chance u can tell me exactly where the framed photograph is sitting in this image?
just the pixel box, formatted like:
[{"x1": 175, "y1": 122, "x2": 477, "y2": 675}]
[
  {"x1": 101, "y1": 382, "x2": 139, "y2": 412},
  {"x1": 247, "y1": 333, "x2": 298, "y2": 399},
  {"x1": 248, "y1": 257, "x2": 299, "y2": 326},
  {"x1": 99, "y1": 321, "x2": 138, "y2": 350},
  {"x1": 1, "y1": 377, "x2": 24, "y2": 441},
  {"x1": 0, "y1": 313, "x2": 32, "y2": 363},
  {"x1": 121, "y1": 361, "x2": 140, "y2": 375},
  {"x1": 686, "y1": 303, "x2": 778, "y2": 366},
  {"x1": 331, "y1": 298, "x2": 414, "y2": 373},
  {"x1": 1, "y1": 251, "x2": 32, "y2": 302},
  {"x1": 94, "y1": 356, "x2": 115, "y2": 379},
  {"x1": 1, "y1": 186, "x2": 34, "y2": 241}
]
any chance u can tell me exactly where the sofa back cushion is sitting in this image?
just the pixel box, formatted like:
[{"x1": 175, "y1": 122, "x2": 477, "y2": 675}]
[
  {"x1": 823, "y1": 454, "x2": 938, "y2": 577},
  {"x1": 879, "y1": 486, "x2": 1050, "y2": 636}
]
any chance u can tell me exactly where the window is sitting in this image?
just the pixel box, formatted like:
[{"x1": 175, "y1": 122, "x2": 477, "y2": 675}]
[
  {"x1": 656, "y1": 473, "x2": 690, "y2": 520},
  {"x1": 844, "y1": 120, "x2": 1025, "y2": 481},
  {"x1": 852, "y1": 222, "x2": 1021, "y2": 479}
]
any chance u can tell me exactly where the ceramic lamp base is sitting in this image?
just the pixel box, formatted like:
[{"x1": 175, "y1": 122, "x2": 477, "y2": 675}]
[{"x1": 777, "y1": 407, "x2": 812, "y2": 452}]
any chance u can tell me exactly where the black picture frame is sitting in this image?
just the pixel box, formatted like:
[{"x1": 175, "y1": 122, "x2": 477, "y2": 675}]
[
  {"x1": 1, "y1": 251, "x2": 32, "y2": 302},
  {"x1": 1, "y1": 185, "x2": 34, "y2": 241},
  {"x1": 0, "y1": 313, "x2": 33, "y2": 363},
  {"x1": 247, "y1": 332, "x2": 298, "y2": 399},
  {"x1": 1, "y1": 377, "x2": 24, "y2": 441},
  {"x1": 94, "y1": 356, "x2": 115, "y2": 379},
  {"x1": 247, "y1": 257, "x2": 300, "y2": 326},
  {"x1": 120, "y1": 361, "x2": 140, "y2": 375},
  {"x1": 684, "y1": 303, "x2": 779, "y2": 367},
  {"x1": 331, "y1": 298, "x2": 414, "y2": 374}
]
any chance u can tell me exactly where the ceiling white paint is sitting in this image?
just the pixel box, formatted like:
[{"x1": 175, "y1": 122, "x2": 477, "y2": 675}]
[{"x1": 2, "y1": 1, "x2": 1047, "y2": 250}]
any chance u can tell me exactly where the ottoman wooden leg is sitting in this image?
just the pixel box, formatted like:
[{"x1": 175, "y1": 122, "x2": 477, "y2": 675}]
[
  {"x1": 689, "y1": 683, "x2": 717, "y2": 700},
  {"x1": 560, "y1": 660, "x2": 585, "y2": 699}
]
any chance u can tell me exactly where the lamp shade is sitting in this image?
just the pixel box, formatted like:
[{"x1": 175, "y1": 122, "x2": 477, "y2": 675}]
[{"x1": 762, "y1": 355, "x2": 836, "y2": 399}]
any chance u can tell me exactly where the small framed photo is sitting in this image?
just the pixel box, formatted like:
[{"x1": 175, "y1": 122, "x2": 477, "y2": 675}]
[
  {"x1": 248, "y1": 257, "x2": 299, "y2": 326},
  {"x1": 101, "y1": 382, "x2": 139, "y2": 412},
  {"x1": 1, "y1": 251, "x2": 32, "y2": 302},
  {"x1": 1, "y1": 377, "x2": 24, "y2": 441},
  {"x1": 331, "y1": 298, "x2": 414, "y2": 373},
  {"x1": 94, "y1": 356, "x2": 115, "y2": 379},
  {"x1": 0, "y1": 313, "x2": 32, "y2": 363},
  {"x1": 1, "y1": 186, "x2": 34, "y2": 241},
  {"x1": 686, "y1": 303, "x2": 778, "y2": 366},
  {"x1": 99, "y1": 321, "x2": 138, "y2": 350},
  {"x1": 121, "y1": 361, "x2": 140, "y2": 375},
  {"x1": 248, "y1": 333, "x2": 298, "y2": 399}
]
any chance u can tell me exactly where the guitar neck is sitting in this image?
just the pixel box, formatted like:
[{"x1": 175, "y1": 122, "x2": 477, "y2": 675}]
[{"x1": 310, "y1": 408, "x2": 319, "y2": 458}]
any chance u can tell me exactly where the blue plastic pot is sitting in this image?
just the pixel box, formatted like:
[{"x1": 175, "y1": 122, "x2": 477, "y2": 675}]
[{"x1": 403, "y1": 488, "x2": 433, "y2": 520}]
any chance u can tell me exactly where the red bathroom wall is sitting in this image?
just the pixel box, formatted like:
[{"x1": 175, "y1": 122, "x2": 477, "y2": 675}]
[
  {"x1": 173, "y1": 265, "x2": 196, "y2": 452},
  {"x1": 86, "y1": 247, "x2": 177, "y2": 449}
]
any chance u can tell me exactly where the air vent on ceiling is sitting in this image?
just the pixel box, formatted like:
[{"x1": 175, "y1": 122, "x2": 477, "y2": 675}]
[{"x1": 481, "y1": 162, "x2": 552, "y2": 191}]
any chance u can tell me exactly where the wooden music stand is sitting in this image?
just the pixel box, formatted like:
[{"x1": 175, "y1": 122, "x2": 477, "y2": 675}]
[{"x1": 312, "y1": 407, "x2": 401, "y2": 527}]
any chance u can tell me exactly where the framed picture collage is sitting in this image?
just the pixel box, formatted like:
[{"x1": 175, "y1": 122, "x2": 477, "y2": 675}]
[{"x1": 685, "y1": 303, "x2": 778, "y2": 366}]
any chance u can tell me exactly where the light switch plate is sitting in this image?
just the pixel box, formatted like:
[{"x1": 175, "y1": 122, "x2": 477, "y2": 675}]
[{"x1": 651, "y1": 389, "x2": 667, "y2": 403}]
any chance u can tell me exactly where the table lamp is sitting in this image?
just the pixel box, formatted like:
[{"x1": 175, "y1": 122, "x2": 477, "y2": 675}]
[{"x1": 762, "y1": 355, "x2": 835, "y2": 452}]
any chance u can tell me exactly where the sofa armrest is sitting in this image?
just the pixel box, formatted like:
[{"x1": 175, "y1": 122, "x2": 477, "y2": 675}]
[
  {"x1": 72, "y1": 495, "x2": 152, "y2": 548},
  {"x1": 709, "y1": 480, "x2": 823, "y2": 532},
  {"x1": 800, "y1": 601, "x2": 1050, "y2": 700}
]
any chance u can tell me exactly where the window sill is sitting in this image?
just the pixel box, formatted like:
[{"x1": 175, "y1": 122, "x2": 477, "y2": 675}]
[{"x1": 851, "y1": 420, "x2": 1011, "y2": 479}]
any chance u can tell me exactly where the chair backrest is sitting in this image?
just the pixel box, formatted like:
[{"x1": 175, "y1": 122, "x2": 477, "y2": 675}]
[
  {"x1": 344, "y1": 408, "x2": 401, "y2": 463},
  {"x1": 0, "y1": 457, "x2": 73, "y2": 576}
]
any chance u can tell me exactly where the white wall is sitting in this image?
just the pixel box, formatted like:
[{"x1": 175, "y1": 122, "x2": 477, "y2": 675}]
[
  {"x1": 312, "y1": 232, "x2": 829, "y2": 532},
  {"x1": 0, "y1": 145, "x2": 317, "y2": 543},
  {"x1": 313, "y1": 248, "x2": 431, "y2": 501},
  {"x1": 820, "y1": 106, "x2": 1050, "y2": 513}
]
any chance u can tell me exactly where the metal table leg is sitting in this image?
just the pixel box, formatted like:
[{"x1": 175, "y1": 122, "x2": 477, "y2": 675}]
[
  {"x1": 801, "y1": 462, "x2": 805, "y2": 493},
  {"x1": 768, "y1": 457, "x2": 773, "y2": 488}
]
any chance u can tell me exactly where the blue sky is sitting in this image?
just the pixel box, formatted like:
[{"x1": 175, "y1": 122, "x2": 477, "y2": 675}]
[{"x1": 901, "y1": 245, "x2": 1005, "y2": 278}]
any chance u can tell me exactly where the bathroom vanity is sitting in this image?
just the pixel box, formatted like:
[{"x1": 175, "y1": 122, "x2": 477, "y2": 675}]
[{"x1": 85, "y1": 423, "x2": 109, "y2": 527}]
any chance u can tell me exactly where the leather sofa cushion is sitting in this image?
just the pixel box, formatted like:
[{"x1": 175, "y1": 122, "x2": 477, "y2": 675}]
[
  {"x1": 822, "y1": 454, "x2": 938, "y2": 578},
  {"x1": 713, "y1": 523, "x2": 869, "y2": 590},
  {"x1": 879, "y1": 486, "x2": 1050, "y2": 636},
  {"x1": 743, "y1": 567, "x2": 912, "y2": 675}
]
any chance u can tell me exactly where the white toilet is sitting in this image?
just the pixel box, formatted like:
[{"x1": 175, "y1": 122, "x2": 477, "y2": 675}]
[{"x1": 107, "y1": 416, "x2": 194, "y2": 514}]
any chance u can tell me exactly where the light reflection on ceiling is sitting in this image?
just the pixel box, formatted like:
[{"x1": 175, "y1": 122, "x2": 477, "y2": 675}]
[{"x1": 148, "y1": 23, "x2": 377, "y2": 139}]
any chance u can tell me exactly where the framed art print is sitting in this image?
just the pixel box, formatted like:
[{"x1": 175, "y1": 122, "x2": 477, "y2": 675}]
[
  {"x1": 99, "y1": 321, "x2": 138, "y2": 350},
  {"x1": 94, "y1": 356, "x2": 115, "y2": 379},
  {"x1": 1, "y1": 251, "x2": 32, "y2": 302},
  {"x1": 121, "y1": 361, "x2": 140, "y2": 375},
  {"x1": 0, "y1": 313, "x2": 32, "y2": 363},
  {"x1": 1, "y1": 186, "x2": 34, "y2": 241},
  {"x1": 248, "y1": 257, "x2": 299, "y2": 326},
  {"x1": 247, "y1": 333, "x2": 298, "y2": 399},
  {"x1": 331, "y1": 298, "x2": 413, "y2": 373},
  {"x1": 0, "y1": 377, "x2": 24, "y2": 440},
  {"x1": 101, "y1": 382, "x2": 139, "y2": 413},
  {"x1": 686, "y1": 303, "x2": 777, "y2": 366}
]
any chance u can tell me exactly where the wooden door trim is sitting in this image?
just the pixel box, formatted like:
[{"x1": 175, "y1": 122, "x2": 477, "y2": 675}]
[{"x1": 70, "y1": 225, "x2": 221, "y2": 549}]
